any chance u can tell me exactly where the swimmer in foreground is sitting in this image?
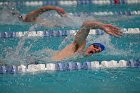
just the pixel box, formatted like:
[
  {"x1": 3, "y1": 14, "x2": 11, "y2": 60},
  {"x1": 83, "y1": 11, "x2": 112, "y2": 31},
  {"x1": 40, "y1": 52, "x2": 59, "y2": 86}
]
[
  {"x1": 51, "y1": 20, "x2": 123, "y2": 61},
  {"x1": 11, "y1": 5, "x2": 66, "y2": 26}
]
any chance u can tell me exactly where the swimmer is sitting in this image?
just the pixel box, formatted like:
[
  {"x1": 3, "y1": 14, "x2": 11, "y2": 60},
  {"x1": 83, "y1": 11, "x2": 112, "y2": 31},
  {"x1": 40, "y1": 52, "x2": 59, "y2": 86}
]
[
  {"x1": 51, "y1": 20, "x2": 123, "y2": 61},
  {"x1": 11, "y1": 5, "x2": 66, "y2": 26}
]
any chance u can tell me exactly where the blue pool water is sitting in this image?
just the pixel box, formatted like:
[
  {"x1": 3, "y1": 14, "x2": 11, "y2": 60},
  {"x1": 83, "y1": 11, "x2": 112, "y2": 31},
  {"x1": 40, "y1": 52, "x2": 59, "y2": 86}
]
[
  {"x1": 1, "y1": 68, "x2": 140, "y2": 93},
  {"x1": 0, "y1": 1, "x2": 140, "y2": 93}
]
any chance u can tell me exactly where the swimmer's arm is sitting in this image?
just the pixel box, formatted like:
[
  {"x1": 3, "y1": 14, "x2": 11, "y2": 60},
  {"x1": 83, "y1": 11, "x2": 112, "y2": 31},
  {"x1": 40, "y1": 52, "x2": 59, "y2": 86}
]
[
  {"x1": 74, "y1": 21, "x2": 123, "y2": 46},
  {"x1": 23, "y1": 6, "x2": 66, "y2": 22},
  {"x1": 74, "y1": 21, "x2": 105, "y2": 46}
]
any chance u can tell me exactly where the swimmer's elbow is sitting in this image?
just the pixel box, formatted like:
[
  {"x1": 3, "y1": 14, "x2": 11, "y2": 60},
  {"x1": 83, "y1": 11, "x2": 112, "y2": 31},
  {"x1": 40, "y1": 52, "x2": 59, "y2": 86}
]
[
  {"x1": 22, "y1": 17, "x2": 36, "y2": 22},
  {"x1": 82, "y1": 20, "x2": 104, "y2": 29}
]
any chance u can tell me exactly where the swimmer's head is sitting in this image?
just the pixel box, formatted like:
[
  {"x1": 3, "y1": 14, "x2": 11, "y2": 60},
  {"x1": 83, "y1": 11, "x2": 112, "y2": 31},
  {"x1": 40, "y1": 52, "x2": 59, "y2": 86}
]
[
  {"x1": 85, "y1": 43, "x2": 105, "y2": 56},
  {"x1": 18, "y1": 15, "x2": 24, "y2": 21},
  {"x1": 10, "y1": 9, "x2": 24, "y2": 21}
]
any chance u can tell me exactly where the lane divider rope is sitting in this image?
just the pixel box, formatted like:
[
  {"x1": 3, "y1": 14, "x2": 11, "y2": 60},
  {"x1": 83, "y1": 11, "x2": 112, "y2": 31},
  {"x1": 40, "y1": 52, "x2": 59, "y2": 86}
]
[
  {"x1": 69, "y1": 11, "x2": 140, "y2": 16},
  {"x1": 0, "y1": 28, "x2": 139, "y2": 38},
  {"x1": 0, "y1": 59, "x2": 140, "y2": 74},
  {"x1": 1, "y1": 0, "x2": 140, "y2": 6}
]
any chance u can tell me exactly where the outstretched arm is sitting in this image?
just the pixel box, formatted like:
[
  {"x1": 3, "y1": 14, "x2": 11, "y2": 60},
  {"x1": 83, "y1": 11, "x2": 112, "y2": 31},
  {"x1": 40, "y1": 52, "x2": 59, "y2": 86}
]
[
  {"x1": 22, "y1": 6, "x2": 66, "y2": 22},
  {"x1": 74, "y1": 20, "x2": 123, "y2": 46}
]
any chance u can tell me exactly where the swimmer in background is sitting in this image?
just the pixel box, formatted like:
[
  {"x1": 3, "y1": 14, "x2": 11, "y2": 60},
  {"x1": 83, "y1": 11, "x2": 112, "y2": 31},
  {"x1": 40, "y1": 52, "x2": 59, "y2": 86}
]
[
  {"x1": 51, "y1": 20, "x2": 123, "y2": 61},
  {"x1": 11, "y1": 5, "x2": 66, "y2": 26}
]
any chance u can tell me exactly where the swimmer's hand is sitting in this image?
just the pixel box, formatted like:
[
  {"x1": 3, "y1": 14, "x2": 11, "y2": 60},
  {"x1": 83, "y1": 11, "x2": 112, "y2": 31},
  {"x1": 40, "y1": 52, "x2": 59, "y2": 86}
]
[
  {"x1": 55, "y1": 7, "x2": 67, "y2": 17},
  {"x1": 102, "y1": 24, "x2": 123, "y2": 37}
]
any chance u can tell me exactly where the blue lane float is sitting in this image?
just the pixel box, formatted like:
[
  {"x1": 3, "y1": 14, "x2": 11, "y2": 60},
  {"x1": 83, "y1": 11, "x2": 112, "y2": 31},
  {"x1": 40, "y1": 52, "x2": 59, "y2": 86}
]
[
  {"x1": 0, "y1": 65, "x2": 17, "y2": 74},
  {"x1": 0, "y1": 28, "x2": 139, "y2": 38},
  {"x1": 0, "y1": 59, "x2": 140, "y2": 74}
]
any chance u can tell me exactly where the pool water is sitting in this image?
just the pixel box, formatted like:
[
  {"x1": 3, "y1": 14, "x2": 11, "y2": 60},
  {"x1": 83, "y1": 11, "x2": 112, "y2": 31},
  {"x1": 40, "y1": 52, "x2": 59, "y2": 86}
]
[
  {"x1": 0, "y1": 1, "x2": 140, "y2": 93},
  {"x1": 1, "y1": 68, "x2": 140, "y2": 93}
]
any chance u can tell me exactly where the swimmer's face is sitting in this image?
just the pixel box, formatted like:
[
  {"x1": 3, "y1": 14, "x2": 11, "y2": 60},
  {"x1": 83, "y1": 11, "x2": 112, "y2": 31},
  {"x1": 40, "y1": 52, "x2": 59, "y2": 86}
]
[{"x1": 85, "y1": 44, "x2": 102, "y2": 56}]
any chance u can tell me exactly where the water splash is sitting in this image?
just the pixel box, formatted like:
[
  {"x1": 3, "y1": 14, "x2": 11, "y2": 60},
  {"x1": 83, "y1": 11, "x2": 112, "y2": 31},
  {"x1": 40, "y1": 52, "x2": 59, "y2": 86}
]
[
  {"x1": 2, "y1": 24, "x2": 41, "y2": 65},
  {"x1": 58, "y1": 33, "x2": 75, "y2": 50},
  {"x1": 0, "y1": 4, "x2": 22, "y2": 25}
]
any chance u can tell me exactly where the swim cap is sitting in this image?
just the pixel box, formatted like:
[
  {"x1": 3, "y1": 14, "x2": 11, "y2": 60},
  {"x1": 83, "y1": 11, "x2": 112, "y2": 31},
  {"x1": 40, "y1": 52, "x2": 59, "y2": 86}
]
[{"x1": 92, "y1": 43, "x2": 105, "y2": 51}]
